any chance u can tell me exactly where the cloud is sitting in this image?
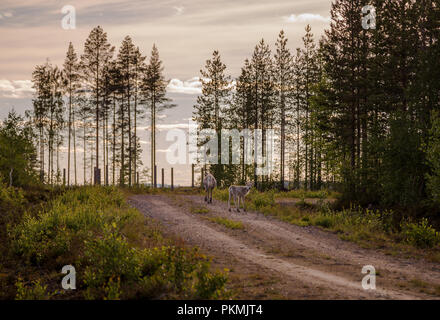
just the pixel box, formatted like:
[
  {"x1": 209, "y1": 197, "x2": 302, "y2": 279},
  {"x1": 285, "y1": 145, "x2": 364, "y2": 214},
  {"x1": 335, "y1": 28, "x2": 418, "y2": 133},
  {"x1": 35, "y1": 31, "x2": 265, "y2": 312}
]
[
  {"x1": 0, "y1": 79, "x2": 34, "y2": 98},
  {"x1": 173, "y1": 6, "x2": 184, "y2": 16},
  {"x1": 167, "y1": 77, "x2": 202, "y2": 95},
  {"x1": 284, "y1": 13, "x2": 330, "y2": 23},
  {"x1": 0, "y1": 11, "x2": 13, "y2": 19}
]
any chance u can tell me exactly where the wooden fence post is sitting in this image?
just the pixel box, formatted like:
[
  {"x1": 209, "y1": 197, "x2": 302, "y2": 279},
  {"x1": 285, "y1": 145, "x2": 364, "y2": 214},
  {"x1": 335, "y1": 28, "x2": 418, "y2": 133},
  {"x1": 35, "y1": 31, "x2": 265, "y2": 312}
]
[
  {"x1": 171, "y1": 168, "x2": 174, "y2": 190},
  {"x1": 94, "y1": 167, "x2": 101, "y2": 185},
  {"x1": 201, "y1": 168, "x2": 204, "y2": 188}
]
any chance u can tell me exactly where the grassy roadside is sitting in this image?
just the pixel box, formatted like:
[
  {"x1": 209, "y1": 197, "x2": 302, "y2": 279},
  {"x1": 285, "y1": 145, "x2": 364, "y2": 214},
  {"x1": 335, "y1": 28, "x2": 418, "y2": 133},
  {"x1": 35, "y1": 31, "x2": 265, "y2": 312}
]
[
  {"x1": 213, "y1": 188, "x2": 440, "y2": 262},
  {"x1": 0, "y1": 186, "x2": 229, "y2": 300},
  {"x1": 207, "y1": 217, "x2": 245, "y2": 230}
]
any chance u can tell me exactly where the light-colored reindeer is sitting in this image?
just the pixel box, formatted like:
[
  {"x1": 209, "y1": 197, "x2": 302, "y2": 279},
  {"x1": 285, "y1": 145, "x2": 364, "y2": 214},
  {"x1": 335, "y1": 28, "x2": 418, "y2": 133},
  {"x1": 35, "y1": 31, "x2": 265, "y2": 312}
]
[
  {"x1": 228, "y1": 182, "x2": 253, "y2": 212},
  {"x1": 203, "y1": 172, "x2": 217, "y2": 204}
]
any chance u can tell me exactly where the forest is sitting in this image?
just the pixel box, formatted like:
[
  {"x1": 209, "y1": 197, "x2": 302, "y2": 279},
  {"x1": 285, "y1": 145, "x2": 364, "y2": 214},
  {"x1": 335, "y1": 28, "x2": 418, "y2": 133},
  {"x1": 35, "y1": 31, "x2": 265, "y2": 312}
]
[
  {"x1": 1, "y1": 0, "x2": 440, "y2": 301},
  {"x1": 194, "y1": 0, "x2": 440, "y2": 216},
  {"x1": 19, "y1": 0, "x2": 440, "y2": 213}
]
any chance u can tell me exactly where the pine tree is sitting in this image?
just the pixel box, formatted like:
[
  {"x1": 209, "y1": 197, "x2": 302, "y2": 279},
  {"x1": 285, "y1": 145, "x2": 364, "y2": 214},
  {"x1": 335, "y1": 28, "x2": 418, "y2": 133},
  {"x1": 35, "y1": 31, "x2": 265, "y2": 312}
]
[
  {"x1": 291, "y1": 48, "x2": 304, "y2": 189},
  {"x1": 249, "y1": 39, "x2": 276, "y2": 189},
  {"x1": 107, "y1": 60, "x2": 123, "y2": 185},
  {"x1": 63, "y1": 42, "x2": 80, "y2": 185},
  {"x1": 228, "y1": 59, "x2": 254, "y2": 184},
  {"x1": 116, "y1": 36, "x2": 136, "y2": 186},
  {"x1": 31, "y1": 63, "x2": 51, "y2": 181},
  {"x1": 274, "y1": 30, "x2": 294, "y2": 190},
  {"x1": 142, "y1": 44, "x2": 175, "y2": 187},
  {"x1": 320, "y1": 0, "x2": 370, "y2": 197},
  {"x1": 299, "y1": 25, "x2": 319, "y2": 190},
  {"x1": 80, "y1": 26, "x2": 114, "y2": 185},
  {"x1": 132, "y1": 47, "x2": 146, "y2": 185},
  {"x1": 193, "y1": 50, "x2": 231, "y2": 187}
]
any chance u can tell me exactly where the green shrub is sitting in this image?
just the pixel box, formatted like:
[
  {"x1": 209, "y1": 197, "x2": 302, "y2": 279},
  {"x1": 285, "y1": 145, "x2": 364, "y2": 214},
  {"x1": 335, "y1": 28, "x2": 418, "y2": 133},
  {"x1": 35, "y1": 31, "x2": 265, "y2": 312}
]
[
  {"x1": 9, "y1": 187, "x2": 229, "y2": 300},
  {"x1": 83, "y1": 227, "x2": 143, "y2": 288},
  {"x1": 195, "y1": 263, "x2": 229, "y2": 299},
  {"x1": 15, "y1": 278, "x2": 53, "y2": 300},
  {"x1": 282, "y1": 189, "x2": 334, "y2": 199},
  {"x1": 250, "y1": 190, "x2": 275, "y2": 209},
  {"x1": 401, "y1": 218, "x2": 440, "y2": 248},
  {"x1": 9, "y1": 187, "x2": 137, "y2": 264},
  {"x1": 213, "y1": 189, "x2": 229, "y2": 202},
  {"x1": 426, "y1": 110, "x2": 440, "y2": 205},
  {"x1": 0, "y1": 185, "x2": 26, "y2": 209},
  {"x1": 313, "y1": 216, "x2": 333, "y2": 229},
  {"x1": 103, "y1": 277, "x2": 121, "y2": 300},
  {"x1": 82, "y1": 225, "x2": 228, "y2": 299}
]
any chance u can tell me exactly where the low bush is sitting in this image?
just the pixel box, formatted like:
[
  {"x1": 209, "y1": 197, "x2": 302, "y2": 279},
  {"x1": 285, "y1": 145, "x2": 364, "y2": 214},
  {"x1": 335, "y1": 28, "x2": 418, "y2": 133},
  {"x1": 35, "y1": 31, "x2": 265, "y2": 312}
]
[
  {"x1": 9, "y1": 187, "x2": 134, "y2": 264},
  {"x1": 0, "y1": 184, "x2": 26, "y2": 211},
  {"x1": 15, "y1": 278, "x2": 53, "y2": 300},
  {"x1": 313, "y1": 216, "x2": 333, "y2": 229},
  {"x1": 280, "y1": 189, "x2": 337, "y2": 199},
  {"x1": 248, "y1": 190, "x2": 275, "y2": 210},
  {"x1": 401, "y1": 218, "x2": 440, "y2": 248},
  {"x1": 9, "y1": 187, "x2": 229, "y2": 300},
  {"x1": 213, "y1": 188, "x2": 229, "y2": 202}
]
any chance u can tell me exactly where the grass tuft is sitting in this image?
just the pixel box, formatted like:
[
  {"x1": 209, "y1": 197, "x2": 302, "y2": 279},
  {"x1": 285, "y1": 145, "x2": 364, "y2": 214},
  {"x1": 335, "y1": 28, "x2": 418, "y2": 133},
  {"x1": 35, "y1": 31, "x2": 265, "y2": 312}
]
[{"x1": 208, "y1": 217, "x2": 245, "y2": 230}]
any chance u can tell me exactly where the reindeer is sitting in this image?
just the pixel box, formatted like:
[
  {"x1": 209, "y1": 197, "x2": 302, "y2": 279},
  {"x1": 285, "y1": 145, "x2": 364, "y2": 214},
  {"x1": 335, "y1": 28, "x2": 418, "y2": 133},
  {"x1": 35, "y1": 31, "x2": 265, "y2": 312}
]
[
  {"x1": 228, "y1": 182, "x2": 253, "y2": 212},
  {"x1": 203, "y1": 172, "x2": 217, "y2": 204}
]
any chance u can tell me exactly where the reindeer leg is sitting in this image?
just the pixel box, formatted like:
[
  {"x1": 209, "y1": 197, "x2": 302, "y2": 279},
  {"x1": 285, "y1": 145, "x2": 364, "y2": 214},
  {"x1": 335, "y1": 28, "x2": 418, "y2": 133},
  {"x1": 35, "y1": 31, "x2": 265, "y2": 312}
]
[
  {"x1": 228, "y1": 190, "x2": 231, "y2": 212},
  {"x1": 236, "y1": 195, "x2": 240, "y2": 212}
]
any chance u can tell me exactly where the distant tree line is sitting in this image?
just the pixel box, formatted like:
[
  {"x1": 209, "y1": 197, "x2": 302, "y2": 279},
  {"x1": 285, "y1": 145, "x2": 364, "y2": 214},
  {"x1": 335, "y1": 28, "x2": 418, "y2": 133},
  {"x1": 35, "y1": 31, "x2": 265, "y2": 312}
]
[
  {"x1": 30, "y1": 26, "x2": 174, "y2": 187},
  {"x1": 193, "y1": 0, "x2": 440, "y2": 210}
]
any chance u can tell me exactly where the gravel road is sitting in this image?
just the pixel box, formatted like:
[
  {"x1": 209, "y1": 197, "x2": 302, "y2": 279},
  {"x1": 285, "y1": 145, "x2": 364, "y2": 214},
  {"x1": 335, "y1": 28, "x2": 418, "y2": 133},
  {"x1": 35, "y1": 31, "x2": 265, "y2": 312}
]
[{"x1": 129, "y1": 194, "x2": 440, "y2": 299}]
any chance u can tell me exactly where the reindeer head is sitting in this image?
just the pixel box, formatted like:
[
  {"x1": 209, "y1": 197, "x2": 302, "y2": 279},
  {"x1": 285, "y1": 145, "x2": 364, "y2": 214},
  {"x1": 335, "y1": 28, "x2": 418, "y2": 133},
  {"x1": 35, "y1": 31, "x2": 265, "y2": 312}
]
[{"x1": 245, "y1": 182, "x2": 253, "y2": 194}]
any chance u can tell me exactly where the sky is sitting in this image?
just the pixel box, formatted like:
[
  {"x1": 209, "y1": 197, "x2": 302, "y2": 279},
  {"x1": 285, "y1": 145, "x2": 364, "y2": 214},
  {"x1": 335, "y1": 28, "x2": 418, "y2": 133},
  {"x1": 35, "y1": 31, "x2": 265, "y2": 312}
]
[{"x1": 0, "y1": 0, "x2": 332, "y2": 185}]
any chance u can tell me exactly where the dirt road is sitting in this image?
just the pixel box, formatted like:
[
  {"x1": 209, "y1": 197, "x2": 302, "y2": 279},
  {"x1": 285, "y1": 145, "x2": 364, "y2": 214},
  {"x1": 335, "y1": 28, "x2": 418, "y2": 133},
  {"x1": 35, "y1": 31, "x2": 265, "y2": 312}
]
[{"x1": 129, "y1": 194, "x2": 440, "y2": 299}]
